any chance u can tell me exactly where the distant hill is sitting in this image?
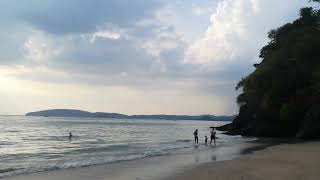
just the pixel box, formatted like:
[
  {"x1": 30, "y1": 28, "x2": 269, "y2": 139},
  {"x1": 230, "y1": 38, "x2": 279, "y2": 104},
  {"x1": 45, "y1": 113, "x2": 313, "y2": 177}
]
[{"x1": 26, "y1": 109, "x2": 235, "y2": 121}]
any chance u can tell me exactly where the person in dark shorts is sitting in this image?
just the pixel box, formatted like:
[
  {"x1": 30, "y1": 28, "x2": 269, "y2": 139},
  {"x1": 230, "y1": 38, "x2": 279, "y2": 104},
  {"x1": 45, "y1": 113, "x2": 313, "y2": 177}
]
[
  {"x1": 193, "y1": 129, "x2": 199, "y2": 144},
  {"x1": 210, "y1": 129, "x2": 216, "y2": 146}
]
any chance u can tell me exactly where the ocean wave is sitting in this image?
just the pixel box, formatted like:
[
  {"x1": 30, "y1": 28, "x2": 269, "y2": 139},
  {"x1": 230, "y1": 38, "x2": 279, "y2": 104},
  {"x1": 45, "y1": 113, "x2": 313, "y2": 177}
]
[
  {"x1": 0, "y1": 141, "x2": 15, "y2": 146},
  {"x1": 175, "y1": 139, "x2": 192, "y2": 143},
  {"x1": 4, "y1": 130, "x2": 20, "y2": 133},
  {"x1": 0, "y1": 140, "x2": 220, "y2": 178},
  {"x1": 21, "y1": 135, "x2": 83, "y2": 142},
  {"x1": 0, "y1": 168, "x2": 20, "y2": 174},
  {"x1": 65, "y1": 144, "x2": 132, "y2": 154}
]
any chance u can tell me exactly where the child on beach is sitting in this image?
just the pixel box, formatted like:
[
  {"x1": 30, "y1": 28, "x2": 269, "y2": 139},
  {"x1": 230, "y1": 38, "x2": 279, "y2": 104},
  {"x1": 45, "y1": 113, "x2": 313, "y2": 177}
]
[{"x1": 205, "y1": 136, "x2": 208, "y2": 144}]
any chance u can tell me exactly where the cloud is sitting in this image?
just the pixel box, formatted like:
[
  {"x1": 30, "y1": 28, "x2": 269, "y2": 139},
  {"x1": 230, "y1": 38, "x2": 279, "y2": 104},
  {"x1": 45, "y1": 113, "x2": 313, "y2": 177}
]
[
  {"x1": 0, "y1": 0, "x2": 162, "y2": 35},
  {"x1": 192, "y1": 4, "x2": 214, "y2": 16},
  {"x1": 185, "y1": 0, "x2": 308, "y2": 65},
  {"x1": 90, "y1": 31, "x2": 121, "y2": 43},
  {"x1": 0, "y1": 0, "x2": 312, "y2": 115},
  {"x1": 24, "y1": 30, "x2": 63, "y2": 63},
  {"x1": 0, "y1": 23, "x2": 185, "y2": 88}
]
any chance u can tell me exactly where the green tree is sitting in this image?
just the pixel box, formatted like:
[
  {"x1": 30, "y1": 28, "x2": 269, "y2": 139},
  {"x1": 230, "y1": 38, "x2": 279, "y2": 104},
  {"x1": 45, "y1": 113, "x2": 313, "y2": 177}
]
[{"x1": 232, "y1": 6, "x2": 320, "y2": 137}]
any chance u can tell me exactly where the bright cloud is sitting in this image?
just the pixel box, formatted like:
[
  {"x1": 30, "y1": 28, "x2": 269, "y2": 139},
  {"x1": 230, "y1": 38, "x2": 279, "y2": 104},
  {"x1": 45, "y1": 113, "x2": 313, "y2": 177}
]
[
  {"x1": 90, "y1": 30, "x2": 122, "y2": 43},
  {"x1": 192, "y1": 4, "x2": 214, "y2": 16},
  {"x1": 185, "y1": 0, "x2": 309, "y2": 64}
]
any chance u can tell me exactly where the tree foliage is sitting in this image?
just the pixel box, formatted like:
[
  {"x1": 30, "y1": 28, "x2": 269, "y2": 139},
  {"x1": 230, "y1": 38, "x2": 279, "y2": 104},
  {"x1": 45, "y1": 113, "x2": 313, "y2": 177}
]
[{"x1": 233, "y1": 6, "x2": 320, "y2": 137}]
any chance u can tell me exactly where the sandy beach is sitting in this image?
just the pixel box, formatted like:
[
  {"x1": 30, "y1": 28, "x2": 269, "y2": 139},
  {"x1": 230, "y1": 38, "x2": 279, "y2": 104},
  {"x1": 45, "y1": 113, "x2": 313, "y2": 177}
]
[
  {"x1": 5, "y1": 141, "x2": 320, "y2": 180},
  {"x1": 171, "y1": 141, "x2": 320, "y2": 180}
]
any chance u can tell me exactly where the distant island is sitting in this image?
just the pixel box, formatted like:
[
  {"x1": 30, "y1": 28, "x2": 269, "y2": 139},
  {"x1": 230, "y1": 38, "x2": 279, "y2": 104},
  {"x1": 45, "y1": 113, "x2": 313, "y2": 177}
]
[{"x1": 26, "y1": 109, "x2": 236, "y2": 121}]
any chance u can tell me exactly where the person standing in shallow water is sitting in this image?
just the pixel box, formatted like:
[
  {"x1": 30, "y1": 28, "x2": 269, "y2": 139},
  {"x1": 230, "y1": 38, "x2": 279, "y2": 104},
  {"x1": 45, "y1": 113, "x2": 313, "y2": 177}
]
[
  {"x1": 193, "y1": 129, "x2": 199, "y2": 144},
  {"x1": 210, "y1": 128, "x2": 216, "y2": 146}
]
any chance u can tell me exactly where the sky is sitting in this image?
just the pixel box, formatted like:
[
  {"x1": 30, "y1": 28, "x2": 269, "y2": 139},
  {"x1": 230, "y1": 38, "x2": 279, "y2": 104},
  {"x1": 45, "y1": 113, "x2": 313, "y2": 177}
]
[{"x1": 0, "y1": 0, "x2": 313, "y2": 115}]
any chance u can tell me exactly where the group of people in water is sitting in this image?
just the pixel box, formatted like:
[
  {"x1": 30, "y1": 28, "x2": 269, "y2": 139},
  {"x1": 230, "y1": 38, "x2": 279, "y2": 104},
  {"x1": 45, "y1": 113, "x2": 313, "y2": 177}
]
[
  {"x1": 68, "y1": 129, "x2": 216, "y2": 145},
  {"x1": 193, "y1": 128, "x2": 216, "y2": 145}
]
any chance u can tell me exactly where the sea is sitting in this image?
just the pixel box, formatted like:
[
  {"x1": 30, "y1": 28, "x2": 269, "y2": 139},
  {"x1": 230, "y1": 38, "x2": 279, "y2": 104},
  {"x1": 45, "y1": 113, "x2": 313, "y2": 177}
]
[{"x1": 0, "y1": 116, "x2": 253, "y2": 178}]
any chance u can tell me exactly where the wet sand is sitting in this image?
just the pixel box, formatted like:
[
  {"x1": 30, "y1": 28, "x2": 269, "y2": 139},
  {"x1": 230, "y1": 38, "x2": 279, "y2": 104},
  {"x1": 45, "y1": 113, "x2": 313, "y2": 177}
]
[
  {"x1": 6, "y1": 141, "x2": 320, "y2": 180},
  {"x1": 170, "y1": 141, "x2": 320, "y2": 180}
]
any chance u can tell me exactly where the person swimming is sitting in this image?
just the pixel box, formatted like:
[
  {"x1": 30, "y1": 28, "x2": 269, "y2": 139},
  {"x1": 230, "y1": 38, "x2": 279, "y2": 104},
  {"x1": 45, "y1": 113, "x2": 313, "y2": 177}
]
[{"x1": 69, "y1": 132, "x2": 73, "y2": 139}]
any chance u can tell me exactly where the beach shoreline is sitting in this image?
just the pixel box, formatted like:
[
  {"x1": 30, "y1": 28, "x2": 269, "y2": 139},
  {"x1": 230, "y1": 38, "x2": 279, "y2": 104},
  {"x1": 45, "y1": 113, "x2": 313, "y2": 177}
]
[
  {"x1": 5, "y1": 141, "x2": 267, "y2": 180},
  {"x1": 6, "y1": 140, "x2": 320, "y2": 180}
]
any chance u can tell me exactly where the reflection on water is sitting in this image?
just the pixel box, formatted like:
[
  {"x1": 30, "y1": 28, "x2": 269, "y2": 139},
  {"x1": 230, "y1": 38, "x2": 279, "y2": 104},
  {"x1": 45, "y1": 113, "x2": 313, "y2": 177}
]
[
  {"x1": 194, "y1": 153, "x2": 199, "y2": 163},
  {"x1": 211, "y1": 155, "x2": 217, "y2": 161}
]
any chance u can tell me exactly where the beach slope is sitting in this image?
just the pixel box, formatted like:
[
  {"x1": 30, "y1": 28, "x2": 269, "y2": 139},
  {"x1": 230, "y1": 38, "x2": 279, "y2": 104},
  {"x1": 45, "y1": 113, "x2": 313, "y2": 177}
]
[{"x1": 172, "y1": 141, "x2": 320, "y2": 180}]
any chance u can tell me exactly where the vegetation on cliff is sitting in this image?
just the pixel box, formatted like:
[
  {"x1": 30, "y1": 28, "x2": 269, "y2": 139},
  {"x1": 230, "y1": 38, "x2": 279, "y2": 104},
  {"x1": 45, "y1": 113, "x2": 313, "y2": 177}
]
[{"x1": 229, "y1": 4, "x2": 320, "y2": 138}]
